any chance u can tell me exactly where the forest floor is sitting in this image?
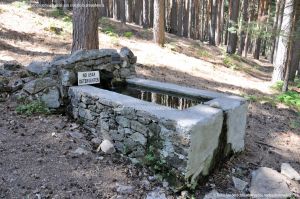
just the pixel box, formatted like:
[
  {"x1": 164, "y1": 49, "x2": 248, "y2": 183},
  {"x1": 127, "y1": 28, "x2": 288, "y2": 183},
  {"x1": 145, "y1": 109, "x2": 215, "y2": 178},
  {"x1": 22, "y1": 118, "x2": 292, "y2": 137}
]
[{"x1": 0, "y1": 1, "x2": 300, "y2": 198}]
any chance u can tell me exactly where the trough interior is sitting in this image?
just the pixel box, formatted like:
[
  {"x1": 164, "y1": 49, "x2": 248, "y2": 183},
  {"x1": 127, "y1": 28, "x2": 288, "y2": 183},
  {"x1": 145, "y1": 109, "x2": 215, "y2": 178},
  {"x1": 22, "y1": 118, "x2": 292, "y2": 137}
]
[{"x1": 94, "y1": 83, "x2": 210, "y2": 110}]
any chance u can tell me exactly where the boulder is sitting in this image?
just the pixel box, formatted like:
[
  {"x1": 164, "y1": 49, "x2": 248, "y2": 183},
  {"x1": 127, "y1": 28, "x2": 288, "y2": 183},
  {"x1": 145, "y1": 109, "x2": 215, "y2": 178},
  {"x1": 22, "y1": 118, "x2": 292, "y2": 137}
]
[
  {"x1": 116, "y1": 183, "x2": 135, "y2": 194},
  {"x1": 26, "y1": 61, "x2": 51, "y2": 76},
  {"x1": 99, "y1": 139, "x2": 115, "y2": 154},
  {"x1": 23, "y1": 77, "x2": 56, "y2": 94},
  {"x1": 41, "y1": 87, "x2": 60, "y2": 108},
  {"x1": 72, "y1": 147, "x2": 89, "y2": 155},
  {"x1": 11, "y1": 79, "x2": 24, "y2": 92},
  {"x1": 146, "y1": 188, "x2": 167, "y2": 199},
  {"x1": 59, "y1": 69, "x2": 76, "y2": 86},
  {"x1": 281, "y1": 163, "x2": 300, "y2": 181},
  {"x1": 0, "y1": 77, "x2": 11, "y2": 92},
  {"x1": 250, "y1": 167, "x2": 292, "y2": 198},
  {"x1": 203, "y1": 190, "x2": 235, "y2": 199},
  {"x1": 232, "y1": 176, "x2": 248, "y2": 191},
  {"x1": 3, "y1": 61, "x2": 22, "y2": 71}
]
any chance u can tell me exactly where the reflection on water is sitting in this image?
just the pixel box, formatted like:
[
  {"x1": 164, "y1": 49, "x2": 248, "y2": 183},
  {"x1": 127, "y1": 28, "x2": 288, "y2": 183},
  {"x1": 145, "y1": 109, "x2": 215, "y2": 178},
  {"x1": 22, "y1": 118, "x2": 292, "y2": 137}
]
[{"x1": 108, "y1": 85, "x2": 209, "y2": 110}]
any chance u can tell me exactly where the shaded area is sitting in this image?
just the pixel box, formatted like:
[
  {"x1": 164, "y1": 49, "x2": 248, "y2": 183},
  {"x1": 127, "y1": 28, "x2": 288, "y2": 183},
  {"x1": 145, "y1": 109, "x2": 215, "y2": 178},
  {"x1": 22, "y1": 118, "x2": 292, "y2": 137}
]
[{"x1": 106, "y1": 84, "x2": 208, "y2": 110}]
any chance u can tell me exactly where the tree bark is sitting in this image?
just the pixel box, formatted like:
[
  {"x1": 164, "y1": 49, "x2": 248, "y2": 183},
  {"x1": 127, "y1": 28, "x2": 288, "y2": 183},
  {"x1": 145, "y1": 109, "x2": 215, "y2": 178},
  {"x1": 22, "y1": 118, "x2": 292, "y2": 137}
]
[
  {"x1": 113, "y1": 0, "x2": 118, "y2": 19},
  {"x1": 226, "y1": 0, "x2": 240, "y2": 54},
  {"x1": 288, "y1": 1, "x2": 300, "y2": 81},
  {"x1": 209, "y1": 0, "x2": 217, "y2": 45},
  {"x1": 270, "y1": 0, "x2": 282, "y2": 63},
  {"x1": 170, "y1": 0, "x2": 178, "y2": 34},
  {"x1": 238, "y1": 0, "x2": 248, "y2": 55},
  {"x1": 125, "y1": 0, "x2": 133, "y2": 23},
  {"x1": 272, "y1": 0, "x2": 294, "y2": 84},
  {"x1": 216, "y1": 0, "x2": 224, "y2": 45},
  {"x1": 153, "y1": 0, "x2": 165, "y2": 46},
  {"x1": 177, "y1": 0, "x2": 183, "y2": 36},
  {"x1": 119, "y1": 0, "x2": 126, "y2": 23},
  {"x1": 143, "y1": 0, "x2": 150, "y2": 28},
  {"x1": 72, "y1": 0, "x2": 99, "y2": 53}
]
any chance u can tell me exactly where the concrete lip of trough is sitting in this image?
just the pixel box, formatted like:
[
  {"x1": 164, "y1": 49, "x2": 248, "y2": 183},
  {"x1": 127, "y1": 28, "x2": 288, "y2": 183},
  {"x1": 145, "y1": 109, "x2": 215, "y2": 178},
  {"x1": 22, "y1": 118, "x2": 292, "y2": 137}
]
[{"x1": 68, "y1": 78, "x2": 248, "y2": 187}]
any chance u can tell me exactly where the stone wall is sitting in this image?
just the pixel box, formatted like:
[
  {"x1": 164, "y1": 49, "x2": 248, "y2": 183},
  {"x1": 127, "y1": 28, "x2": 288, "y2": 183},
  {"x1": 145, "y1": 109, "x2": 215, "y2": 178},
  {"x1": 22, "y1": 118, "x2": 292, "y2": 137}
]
[
  {"x1": 20, "y1": 47, "x2": 136, "y2": 108},
  {"x1": 68, "y1": 85, "x2": 229, "y2": 188}
]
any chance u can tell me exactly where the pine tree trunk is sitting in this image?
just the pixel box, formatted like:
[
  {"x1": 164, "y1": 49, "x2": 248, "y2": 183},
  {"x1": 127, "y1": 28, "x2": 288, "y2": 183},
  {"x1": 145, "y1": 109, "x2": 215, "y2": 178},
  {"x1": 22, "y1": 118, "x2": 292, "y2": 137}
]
[
  {"x1": 119, "y1": 0, "x2": 126, "y2": 23},
  {"x1": 149, "y1": 0, "x2": 154, "y2": 27},
  {"x1": 170, "y1": 0, "x2": 178, "y2": 34},
  {"x1": 143, "y1": 0, "x2": 150, "y2": 28},
  {"x1": 194, "y1": 0, "x2": 200, "y2": 39},
  {"x1": 226, "y1": 0, "x2": 239, "y2": 54},
  {"x1": 209, "y1": 0, "x2": 217, "y2": 45},
  {"x1": 216, "y1": 0, "x2": 224, "y2": 45},
  {"x1": 289, "y1": 1, "x2": 300, "y2": 81},
  {"x1": 125, "y1": 0, "x2": 133, "y2": 23},
  {"x1": 270, "y1": 0, "x2": 282, "y2": 63},
  {"x1": 134, "y1": 0, "x2": 143, "y2": 25},
  {"x1": 153, "y1": 0, "x2": 165, "y2": 45},
  {"x1": 272, "y1": 0, "x2": 294, "y2": 83},
  {"x1": 254, "y1": 0, "x2": 268, "y2": 60},
  {"x1": 183, "y1": 0, "x2": 189, "y2": 37},
  {"x1": 113, "y1": 0, "x2": 118, "y2": 19},
  {"x1": 72, "y1": 0, "x2": 99, "y2": 52},
  {"x1": 177, "y1": 0, "x2": 183, "y2": 36},
  {"x1": 238, "y1": 0, "x2": 248, "y2": 55}
]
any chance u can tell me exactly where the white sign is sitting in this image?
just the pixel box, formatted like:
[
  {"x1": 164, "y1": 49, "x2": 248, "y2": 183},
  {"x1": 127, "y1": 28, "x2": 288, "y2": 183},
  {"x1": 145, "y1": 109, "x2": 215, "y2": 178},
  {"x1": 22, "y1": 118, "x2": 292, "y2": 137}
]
[{"x1": 78, "y1": 71, "x2": 100, "y2": 85}]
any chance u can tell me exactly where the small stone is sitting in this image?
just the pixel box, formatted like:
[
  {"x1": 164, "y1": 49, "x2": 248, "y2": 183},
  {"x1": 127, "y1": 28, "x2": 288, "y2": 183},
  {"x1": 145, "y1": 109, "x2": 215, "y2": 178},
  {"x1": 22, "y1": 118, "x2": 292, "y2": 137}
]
[
  {"x1": 162, "y1": 181, "x2": 169, "y2": 188},
  {"x1": 96, "y1": 156, "x2": 104, "y2": 160},
  {"x1": 281, "y1": 163, "x2": 300, "y2": 181},
  {"x1": 26, "y1": 61, "x2": 50, "y2": 75},
  {"x1": 232, "y1": 176, "x2": 248, "y2": 191},
  {"x1": 69, "y1": 123, "x2": 80, "y2": 130},
  {"x1": 23, "y1": 77, "x2": 56, "y2": 94},
  {"x1": 209, "y1": 102, "x2": 221, "y2": 109},
  {"x1": 41, "y1": 87, "x2": 60, "y2": 108},
  {"x1": 3, "y1": 60, "x2": 22, "y2": 71},
  {"x1": 250, "y1": 167, "x2": 292, "y2": 197},
  {"x1": 116, "y1": 183, "x2": 134, "y2": 194},
  {"x1": 98, "y1": 139, "x2": 115, "y2": 154},
  {"x1": 68, "y1": 131, "x2": 84, "y2": 139},
  {"x1": 91, "y1": 137, "x2": 102, "y2": 145},
  {"x1": 72, "y1": 147, "x2": 89, "y2": 155},
  {"x1": 146, "y1": 188, "x2": 167, "y2": 199},
  {"x1": 130, "y1": 132, "x2": 147, "y2": 146},
  {"x1": 203, "y1": 190, "x2": 235, "y2": 199}
]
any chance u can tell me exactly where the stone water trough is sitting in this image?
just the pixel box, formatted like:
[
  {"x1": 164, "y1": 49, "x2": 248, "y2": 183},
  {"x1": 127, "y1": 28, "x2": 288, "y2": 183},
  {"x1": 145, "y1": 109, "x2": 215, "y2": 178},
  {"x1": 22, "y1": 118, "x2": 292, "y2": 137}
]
[{"x1": 24, "y1": 47, "x2": 248, "y2": 188}]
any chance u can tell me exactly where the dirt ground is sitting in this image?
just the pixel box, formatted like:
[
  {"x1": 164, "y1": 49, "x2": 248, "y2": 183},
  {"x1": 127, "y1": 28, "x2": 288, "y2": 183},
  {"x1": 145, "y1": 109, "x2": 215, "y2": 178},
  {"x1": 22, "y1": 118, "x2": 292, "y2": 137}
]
[{"x1": 0, "y1": 1, "x2": 300, "y2": 198}]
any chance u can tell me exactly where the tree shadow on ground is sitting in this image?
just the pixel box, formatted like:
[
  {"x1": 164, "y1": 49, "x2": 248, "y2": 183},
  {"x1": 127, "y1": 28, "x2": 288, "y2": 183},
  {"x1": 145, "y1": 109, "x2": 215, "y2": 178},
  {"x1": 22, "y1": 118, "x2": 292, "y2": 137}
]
[
  {"x1": 136, "y1": 63, "x2": 270, "y2": 97},
  {"x1": 0, "y1": 40, "x2": 65, "y2": 57}
]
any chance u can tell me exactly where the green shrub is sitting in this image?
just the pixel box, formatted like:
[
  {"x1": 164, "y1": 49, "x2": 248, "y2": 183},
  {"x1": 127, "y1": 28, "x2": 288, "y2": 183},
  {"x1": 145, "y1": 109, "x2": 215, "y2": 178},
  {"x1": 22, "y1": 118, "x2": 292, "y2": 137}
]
[
  {"x1": 197, "y1": 50, "x2": 211, "y2": 58},
  {"x1": 223, "y1": 55, "x2": 238, "y2": 69},
  {"x1": 271, "y1": 81, "x2": 284, "y2": 91},
  {"x1": 123, "y1": 31, "x2": 133, "y2": 38},
  {"x1": 16, "y1": 100, "x2": 50, "y2": 116},
  {"x1": 50, "y1": 8, "x2": 66, "y2": 18},
  {"x1": 12, "y1": 0, "x2": 29, "y2": 8},
  {"x1": 102, "y1": 27, "x2": 118, "y2": 37},
  {"x1": 277, "y1": 91, "x2": 300, "y2": 110}
]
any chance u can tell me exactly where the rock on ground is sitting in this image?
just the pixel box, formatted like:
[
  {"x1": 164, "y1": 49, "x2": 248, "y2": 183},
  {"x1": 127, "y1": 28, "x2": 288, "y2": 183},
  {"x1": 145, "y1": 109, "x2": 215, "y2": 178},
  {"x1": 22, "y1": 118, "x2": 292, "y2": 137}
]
[
  {"x1": 232, "y1": 176, "x2": 248, "y2": 191},
  {"x1": 250, "y1": 167, "x2": 292, "y2": 198},
  {"x1": 281, "y1": 163, "x2": 300, "y2": 181},
  {"x1": 41, "y1": 87, "x2": 60, "y2": 108},
  {"x1": 116, "y1": 183, "x2": 135, "y2": 194},
  {"x1": 72, "y1": 147, "x2": 89, "y2": 156},
  {"x1": 26, "y1": 61, "x2": 50, "y2": 75},
  {"x1": 146, "y1": 188, "x2": 167, "y2": 199},
  {"x1": 99, "y1": 139, "x2": 115, "y2": 154},
  {"x1": 203, "y1": 190, "x2": 235, "y2": 199}
]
